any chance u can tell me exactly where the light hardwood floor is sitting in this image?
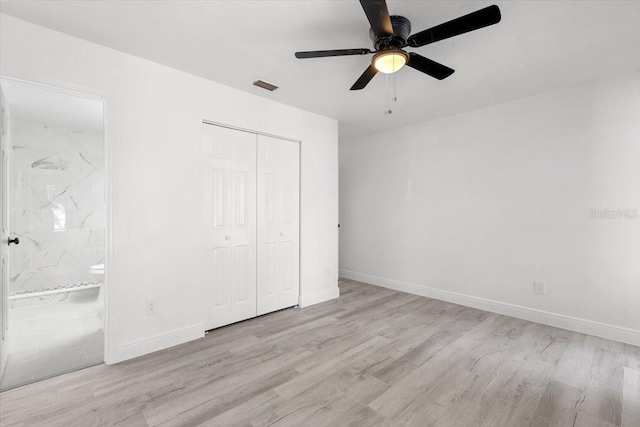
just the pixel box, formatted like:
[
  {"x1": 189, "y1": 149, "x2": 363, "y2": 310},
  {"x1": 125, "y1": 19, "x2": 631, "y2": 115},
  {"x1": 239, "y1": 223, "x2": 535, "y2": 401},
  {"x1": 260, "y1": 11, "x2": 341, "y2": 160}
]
[{"x1": 1, "y1": 279, "x2": 639, "y2": 427}]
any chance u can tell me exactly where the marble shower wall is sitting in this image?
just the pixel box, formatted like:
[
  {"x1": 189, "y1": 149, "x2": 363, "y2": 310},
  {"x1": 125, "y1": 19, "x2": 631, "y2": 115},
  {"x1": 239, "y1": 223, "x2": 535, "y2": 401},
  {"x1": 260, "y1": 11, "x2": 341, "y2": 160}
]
[{"x1": 9, "y1": 120, "x2": 104, "y2": 295}]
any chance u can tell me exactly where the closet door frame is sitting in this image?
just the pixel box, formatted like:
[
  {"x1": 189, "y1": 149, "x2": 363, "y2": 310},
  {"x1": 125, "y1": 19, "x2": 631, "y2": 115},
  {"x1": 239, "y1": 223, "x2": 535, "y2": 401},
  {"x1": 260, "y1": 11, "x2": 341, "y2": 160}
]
[{"x1": 202, "y1": 120, "x2": 301, "y2": 330}]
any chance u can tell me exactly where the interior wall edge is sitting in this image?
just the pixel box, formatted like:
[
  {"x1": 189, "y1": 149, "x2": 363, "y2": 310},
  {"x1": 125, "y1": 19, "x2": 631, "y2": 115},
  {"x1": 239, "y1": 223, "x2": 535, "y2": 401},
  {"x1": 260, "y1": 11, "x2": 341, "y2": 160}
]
[{"x1": 339, "y1": 269, "x2": 640, "y2": 347}]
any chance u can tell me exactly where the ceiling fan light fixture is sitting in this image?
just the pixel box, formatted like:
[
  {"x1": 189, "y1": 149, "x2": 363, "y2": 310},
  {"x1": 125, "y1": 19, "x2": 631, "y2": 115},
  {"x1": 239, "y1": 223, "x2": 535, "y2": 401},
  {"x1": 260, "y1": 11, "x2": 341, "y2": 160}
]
[
  {"x1": 373, "y1": 49, "x2": 408, "y2": 74},
  {"x1": 294, "y1": 1, "x2": 502, "y2": 90}
]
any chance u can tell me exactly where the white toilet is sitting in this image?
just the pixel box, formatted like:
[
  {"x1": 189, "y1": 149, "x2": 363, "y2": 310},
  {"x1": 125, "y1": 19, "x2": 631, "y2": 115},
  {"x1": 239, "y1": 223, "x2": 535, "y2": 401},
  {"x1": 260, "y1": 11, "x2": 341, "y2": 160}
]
[{"x1": 90, "y1": 263, "x2": 104, "y2": 276}]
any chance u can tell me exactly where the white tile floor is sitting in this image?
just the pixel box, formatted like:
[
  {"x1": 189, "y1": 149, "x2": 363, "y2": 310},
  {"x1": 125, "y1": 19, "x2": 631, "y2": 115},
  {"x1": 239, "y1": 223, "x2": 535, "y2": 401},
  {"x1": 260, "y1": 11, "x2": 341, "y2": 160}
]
[{"x1": 0, "y1": 289, "x2": 104, "y2": 391}]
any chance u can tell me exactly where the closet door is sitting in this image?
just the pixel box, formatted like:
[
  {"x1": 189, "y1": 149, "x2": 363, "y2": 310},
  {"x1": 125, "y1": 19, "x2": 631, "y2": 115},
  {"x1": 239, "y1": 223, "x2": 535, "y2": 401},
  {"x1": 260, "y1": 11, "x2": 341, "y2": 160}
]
[
  {"x1": 203, "y1": 125, "x2": 257, "y2": 330},
  {"x1": 257, "y1": 135, "x2": 300, "y2": 315}
]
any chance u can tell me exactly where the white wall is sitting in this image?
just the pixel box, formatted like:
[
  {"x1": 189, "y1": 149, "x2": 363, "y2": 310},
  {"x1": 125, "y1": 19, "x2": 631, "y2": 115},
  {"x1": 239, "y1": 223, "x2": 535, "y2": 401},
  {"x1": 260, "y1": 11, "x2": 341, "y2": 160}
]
[
  {"x1": 340, "y1": 71, "x2": 640, "y2": 345},
  {"x1": 0, "y1": 14, "x2": 339, "y2": 363}
]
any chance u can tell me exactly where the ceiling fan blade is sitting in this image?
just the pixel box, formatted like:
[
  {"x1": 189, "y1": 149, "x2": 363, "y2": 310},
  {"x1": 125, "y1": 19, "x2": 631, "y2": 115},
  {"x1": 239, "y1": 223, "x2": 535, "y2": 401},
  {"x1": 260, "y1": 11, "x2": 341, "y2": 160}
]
[
  {"x1": 407, "y1": 53, "x2": 454, "y2": 80},
  {"x1": 295, "y1": 48, "x2": 373, "y2": 59},
  {"x1": 350, "y1": 65, "x2": 378, "y2": 90},
  {"x1": 359, "y1": 0, "x2": 394, "y2": 38},
  {"x1": 408, "y1": 5, "x2": 501, "y2": 48}
]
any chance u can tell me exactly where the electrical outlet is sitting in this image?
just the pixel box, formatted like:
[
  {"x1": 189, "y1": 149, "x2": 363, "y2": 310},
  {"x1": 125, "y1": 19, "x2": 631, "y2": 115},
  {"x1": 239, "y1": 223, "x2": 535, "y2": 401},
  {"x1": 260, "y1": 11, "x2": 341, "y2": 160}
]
[
  {"x1": 145, "y1": 298, "x2": 158, "y2": 316},
  {"x1": 533, "y1": 280, "x2": 546, "y2": 295}
]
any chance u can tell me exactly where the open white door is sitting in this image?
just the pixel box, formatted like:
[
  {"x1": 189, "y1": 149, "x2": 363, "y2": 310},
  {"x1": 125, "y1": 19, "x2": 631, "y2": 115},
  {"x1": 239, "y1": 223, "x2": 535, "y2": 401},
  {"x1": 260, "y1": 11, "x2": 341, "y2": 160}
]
[
  {"x1": 257, "y1": 135, "x2": 300, "y2": 315},
  {"x1": 0, "y1": 87, "x2": 10, "y2": 380}
]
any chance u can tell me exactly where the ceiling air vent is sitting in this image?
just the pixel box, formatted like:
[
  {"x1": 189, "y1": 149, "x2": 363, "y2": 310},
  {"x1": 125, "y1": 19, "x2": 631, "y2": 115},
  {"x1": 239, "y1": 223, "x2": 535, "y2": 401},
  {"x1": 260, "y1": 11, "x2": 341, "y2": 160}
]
[{"x1": 253, "y1": 79, "x2": 278, "y2": 92}]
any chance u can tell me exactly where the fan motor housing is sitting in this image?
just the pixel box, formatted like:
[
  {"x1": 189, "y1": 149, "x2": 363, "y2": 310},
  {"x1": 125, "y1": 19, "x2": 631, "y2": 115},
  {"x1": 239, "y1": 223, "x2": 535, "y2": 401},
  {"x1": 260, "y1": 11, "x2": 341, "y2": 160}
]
[{"x1": 370, "y1": 15, "x2": 412, "y2": 49}]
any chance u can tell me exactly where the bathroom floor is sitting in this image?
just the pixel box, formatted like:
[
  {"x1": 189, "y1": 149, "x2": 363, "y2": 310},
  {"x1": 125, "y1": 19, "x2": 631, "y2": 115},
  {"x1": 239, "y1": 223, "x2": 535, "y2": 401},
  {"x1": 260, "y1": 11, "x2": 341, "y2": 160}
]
[{"x1": 0, "y1": 289, "x2": 104, "y2": 391}]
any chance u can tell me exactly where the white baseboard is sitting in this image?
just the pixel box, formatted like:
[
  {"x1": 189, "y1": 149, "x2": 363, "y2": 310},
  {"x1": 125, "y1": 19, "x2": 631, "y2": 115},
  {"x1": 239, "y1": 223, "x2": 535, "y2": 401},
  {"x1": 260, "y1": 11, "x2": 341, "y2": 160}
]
[
  {"x1": 299, "y1": 286, "x2": 340, "y2": 308},
  {"x1": 107, "y1": 323, "x2": 204, "y2": 364},
  {"x1": 340, "y1": 269, "x2": 640, "y2": 347}
]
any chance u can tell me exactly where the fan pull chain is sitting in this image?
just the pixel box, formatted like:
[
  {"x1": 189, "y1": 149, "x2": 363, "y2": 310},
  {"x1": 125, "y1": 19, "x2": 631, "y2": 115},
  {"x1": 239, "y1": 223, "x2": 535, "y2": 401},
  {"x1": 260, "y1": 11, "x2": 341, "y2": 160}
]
[
  {"x1": 392, "y1": 72, "x2": 398, "y2": 102},
  {"x1": 385, "y1": 74, "x2": 392, "y2": 115},
  {"x1": 383, "y1": 55, "x2": 400, "y2": 115}
]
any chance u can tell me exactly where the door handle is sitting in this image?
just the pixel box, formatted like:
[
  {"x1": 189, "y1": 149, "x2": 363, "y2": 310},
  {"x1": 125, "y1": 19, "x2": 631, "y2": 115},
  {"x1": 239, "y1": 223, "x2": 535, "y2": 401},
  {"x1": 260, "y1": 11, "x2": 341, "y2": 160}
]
[
  {"x1": 280, "y1": 232, "x2": 284, "y2": 237},
  {"x1": 8, "y1": 237, "x2": 19, "y2": 246},
  {"x1": 225, "y1": 235, "x2": 231, "y2": 240}
]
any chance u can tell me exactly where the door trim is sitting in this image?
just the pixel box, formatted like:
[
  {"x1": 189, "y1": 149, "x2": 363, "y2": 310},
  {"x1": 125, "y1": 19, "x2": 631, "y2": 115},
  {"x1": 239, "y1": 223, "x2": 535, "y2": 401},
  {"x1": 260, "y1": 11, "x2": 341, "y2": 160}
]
[
  {"x1": 0, "y1": 75, "x2": 113, "y2": 364},
  {"x1": 202, "y1": 119, "x2": 301, "y2": 144}
]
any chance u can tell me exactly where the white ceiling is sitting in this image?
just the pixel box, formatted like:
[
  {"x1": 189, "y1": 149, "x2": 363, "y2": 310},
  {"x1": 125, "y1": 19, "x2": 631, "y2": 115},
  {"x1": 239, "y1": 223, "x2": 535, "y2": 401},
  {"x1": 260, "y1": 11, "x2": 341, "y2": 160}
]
[
  {"x1": 1, "y1": 1, "x2": 639, "y2": 140},
  {"x1": 2, "y1": 80, "x2": 104, "y2": 133}
]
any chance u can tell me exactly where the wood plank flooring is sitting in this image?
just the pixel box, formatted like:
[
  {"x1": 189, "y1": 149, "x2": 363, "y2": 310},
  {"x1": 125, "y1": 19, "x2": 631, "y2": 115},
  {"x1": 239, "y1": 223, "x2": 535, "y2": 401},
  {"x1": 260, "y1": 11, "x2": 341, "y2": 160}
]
[
  {"x1": 1, "y1": 279, "x2": 639, "y2": 427},
  {"x1": 622, "y1": 368, "x2": 640, "y2": 427}
]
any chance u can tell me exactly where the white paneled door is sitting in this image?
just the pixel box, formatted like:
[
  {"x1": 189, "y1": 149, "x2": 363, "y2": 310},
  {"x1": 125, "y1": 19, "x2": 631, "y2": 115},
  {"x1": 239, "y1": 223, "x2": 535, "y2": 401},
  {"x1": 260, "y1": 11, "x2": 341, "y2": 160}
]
[
  {"x1": 257, "y1": 135, "x2": 300, "y2": 315},
  {"x1": 203, "y1": 125, "x2": 257, "y2": 330}
]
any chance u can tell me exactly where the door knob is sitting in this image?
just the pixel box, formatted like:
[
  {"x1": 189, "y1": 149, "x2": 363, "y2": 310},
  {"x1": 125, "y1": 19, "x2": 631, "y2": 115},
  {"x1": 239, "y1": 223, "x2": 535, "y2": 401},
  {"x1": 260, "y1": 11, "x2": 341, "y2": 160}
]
[
  {"x1": 280, "y1": 232, "x2": 284, "y2": 236},
  {"x1": 225, "y1": 235, "x2": 231, "y2": 240},
  {"x1": 8, "y1": 237, "x2": 19, "y2": 246}
]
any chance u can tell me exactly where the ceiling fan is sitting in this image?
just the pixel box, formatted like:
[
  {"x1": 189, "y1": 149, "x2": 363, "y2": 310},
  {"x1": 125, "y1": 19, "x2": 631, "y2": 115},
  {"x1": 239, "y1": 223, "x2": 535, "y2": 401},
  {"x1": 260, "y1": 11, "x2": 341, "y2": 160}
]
[{"x1": 295, "y1": 0, "x2": 501, "y2": 90}]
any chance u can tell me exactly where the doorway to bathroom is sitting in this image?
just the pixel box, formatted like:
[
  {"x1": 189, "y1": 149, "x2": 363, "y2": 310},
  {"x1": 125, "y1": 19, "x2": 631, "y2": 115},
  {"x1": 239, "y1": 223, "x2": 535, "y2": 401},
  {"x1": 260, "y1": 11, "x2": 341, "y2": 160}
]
[{"x1": 0, "y1": 78, "x2": 106, "y2": 391}]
